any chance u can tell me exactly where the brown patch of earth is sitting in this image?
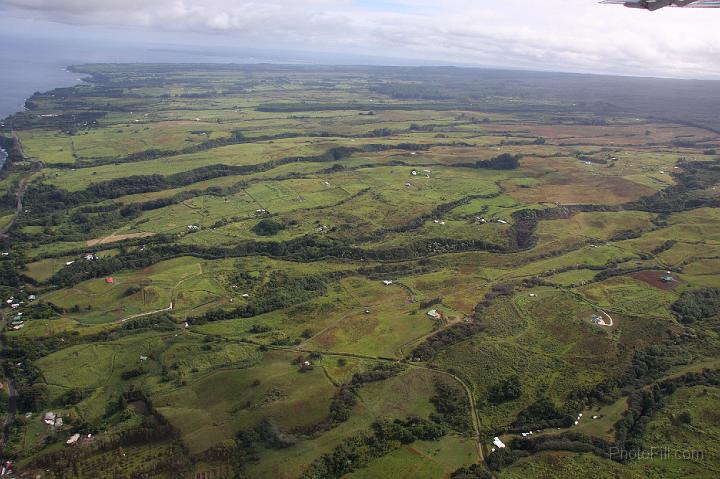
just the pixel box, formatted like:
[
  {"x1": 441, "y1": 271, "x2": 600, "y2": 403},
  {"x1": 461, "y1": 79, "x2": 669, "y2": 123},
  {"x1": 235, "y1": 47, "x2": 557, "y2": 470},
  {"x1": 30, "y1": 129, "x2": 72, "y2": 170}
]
[
  {"x1": 87, "y1": 231, "x2": 155, "y2": 246},
  {"x1": 630, "y1": 270, "x2": 681, "y2": 290}
]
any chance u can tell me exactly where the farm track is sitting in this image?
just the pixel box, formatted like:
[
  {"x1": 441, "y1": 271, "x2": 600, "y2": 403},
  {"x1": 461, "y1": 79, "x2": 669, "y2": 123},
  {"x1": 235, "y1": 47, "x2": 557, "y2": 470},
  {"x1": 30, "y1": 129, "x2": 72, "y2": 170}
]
[{"x1": 118, "y1": 301, "x2": 173, "y2": 323}]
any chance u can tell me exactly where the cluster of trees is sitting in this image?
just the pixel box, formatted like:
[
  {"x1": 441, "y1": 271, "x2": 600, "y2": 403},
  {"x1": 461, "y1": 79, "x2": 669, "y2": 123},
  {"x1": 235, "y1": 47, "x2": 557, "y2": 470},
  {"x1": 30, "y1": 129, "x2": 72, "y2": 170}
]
[
  {"x1": 592, "y1": 266, "x2": 647, "y2": 283},
  {"x1": 253, "y1": 417, "x2": 299, "y2": 449},
  {"x1": 671, "y1": 288, "x2": 720, "y2": 324},
  {"x1": 302, "y1": 416, "x2": 446, "y2": 479},
  {"x1": 410, "y1": 322, "x2": 487, "y2": 361},
  {"x1": 486, "y1": 447, "x2": 526, "y2": 471},
  {"x1": 430, "y1": 381, "x2": 473, "y2": 433},
  {"x1": 0, "y1": 261, "x2": 23, "y2": 287},
  {"x1": 626, "y1": 343, "x2": 695, "y2": 387},
  {"x1": 351, "y1": 363, "x2": 405, "y2": 385},
  {"x1": 326, "y1": 385, "x2": 357, "y2": 426},
  {"x1": 510, "y1": 397, "x2": 574, "y2": 432},
  {"x1": 510, "y1": 431, "x2": 612, "y2": 462},
  {"x1": 474, "y1": 283, "x2": 514, "y2": 311},
  {"x1": 610, "y1": 229, "x2": 643, "y2": 242},
  {"x1": 252, "y1": 218, "x2": 286, "y2": 236},
  {"x1": 505, "y1": 208, "x2": 553, "y2": 251},
  {"x1": 454, "y1": 153, "x2": 522, "y2": 170},
  {"x1": 54, "y1": 388, "x2": 91, "y2": 407},
  {"x1": 488, "y1": 375, "x2": 523, "y2": 404},
  {"x1": 450, "y1": 464, "x2": 493, "y2": 479},
  {"x1": 651, "y1": 239, "x2": 676, "y2": 255},
  {"x1": 120, "y1": 367, "x2": 146, "y2": 380}
]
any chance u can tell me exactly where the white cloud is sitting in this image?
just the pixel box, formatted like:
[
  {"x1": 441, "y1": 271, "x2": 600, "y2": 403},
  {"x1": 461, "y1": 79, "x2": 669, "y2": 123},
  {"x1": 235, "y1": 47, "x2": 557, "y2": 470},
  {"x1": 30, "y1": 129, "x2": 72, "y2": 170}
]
[{"x1": 1, "y1": 0, "x2": 719, "y2": 78}]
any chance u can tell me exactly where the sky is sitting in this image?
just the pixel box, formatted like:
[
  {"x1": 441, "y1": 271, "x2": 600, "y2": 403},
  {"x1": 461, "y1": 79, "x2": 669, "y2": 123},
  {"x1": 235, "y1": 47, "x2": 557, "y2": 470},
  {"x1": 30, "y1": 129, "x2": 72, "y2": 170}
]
[{"x1": 0, "y1": 0, "x2": 719, "y2": 79}]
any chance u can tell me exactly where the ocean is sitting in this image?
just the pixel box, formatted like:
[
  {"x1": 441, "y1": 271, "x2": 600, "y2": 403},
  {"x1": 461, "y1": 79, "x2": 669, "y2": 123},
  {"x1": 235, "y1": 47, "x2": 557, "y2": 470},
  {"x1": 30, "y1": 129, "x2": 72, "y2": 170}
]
[{"x1": 0, "y1": 37, "x2": 81, "y2": 120}]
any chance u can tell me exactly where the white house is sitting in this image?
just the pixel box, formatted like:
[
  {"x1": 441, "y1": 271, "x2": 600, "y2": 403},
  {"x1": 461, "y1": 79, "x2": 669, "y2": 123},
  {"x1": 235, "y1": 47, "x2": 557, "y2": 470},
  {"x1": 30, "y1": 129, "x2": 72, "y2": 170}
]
[
  {"x1": 493, "y1": 437, "x2": 506, "y2": 449},
  {"x1": 427, "y1": 309, "x2": 442, "y2": 320}
]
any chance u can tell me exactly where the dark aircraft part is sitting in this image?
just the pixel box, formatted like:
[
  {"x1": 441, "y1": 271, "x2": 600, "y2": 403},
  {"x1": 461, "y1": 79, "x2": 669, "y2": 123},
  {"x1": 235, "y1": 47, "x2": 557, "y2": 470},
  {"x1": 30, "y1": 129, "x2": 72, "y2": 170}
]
[
  {"x1": 627, "y1": 0, "x2": 673, "y2": 10},
  {"x1": 601, "y1": 0, "x2": 720, "y2": 9}
]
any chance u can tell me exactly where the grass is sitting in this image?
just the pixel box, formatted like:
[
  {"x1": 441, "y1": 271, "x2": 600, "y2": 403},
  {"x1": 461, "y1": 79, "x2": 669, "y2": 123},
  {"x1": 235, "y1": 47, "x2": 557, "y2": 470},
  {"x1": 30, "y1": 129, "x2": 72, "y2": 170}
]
[{"x1": 304, "y1": 277, "x2": 438, "y2": 358}]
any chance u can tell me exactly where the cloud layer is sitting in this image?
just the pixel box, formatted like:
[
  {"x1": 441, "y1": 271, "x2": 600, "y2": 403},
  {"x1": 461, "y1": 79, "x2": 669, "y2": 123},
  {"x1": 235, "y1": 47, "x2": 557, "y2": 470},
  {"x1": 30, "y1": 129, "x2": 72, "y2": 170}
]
[{"x1": 2, "y1": 0, "x2": 719, "y2": 78}]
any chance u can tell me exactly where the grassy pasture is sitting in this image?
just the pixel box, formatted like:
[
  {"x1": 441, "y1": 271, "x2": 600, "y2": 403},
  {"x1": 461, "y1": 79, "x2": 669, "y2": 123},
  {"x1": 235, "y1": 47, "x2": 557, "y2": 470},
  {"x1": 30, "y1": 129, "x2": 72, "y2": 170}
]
[
  {"x1": 305, "y1": 277, "x2": 438, "y2": 358},
  {"x1": 537, "y1": 211, "x2": 656, "y2": 246},
  {"x1": 575, "y1": 276, "x2": 679, "y2": 320}
]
